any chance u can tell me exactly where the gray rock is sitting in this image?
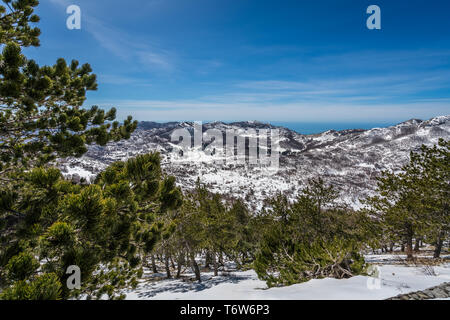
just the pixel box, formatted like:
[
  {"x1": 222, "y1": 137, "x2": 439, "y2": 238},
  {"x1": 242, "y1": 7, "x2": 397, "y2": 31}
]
[
  {"x1": 430, "y1": 288, "x2": 448, "y2": 299},
  {"x1": 422, "y1": 289, "x2": 435, "y2": 298},
  {"x1": 387, "y1": 282, "x2": 450, "y2": 300},
  {"x1": 416, "y1": 292, "x2": 430, "y2": 300},
  {"x1": 409, "y1": 293, "x2": 420, "y2": 300}
]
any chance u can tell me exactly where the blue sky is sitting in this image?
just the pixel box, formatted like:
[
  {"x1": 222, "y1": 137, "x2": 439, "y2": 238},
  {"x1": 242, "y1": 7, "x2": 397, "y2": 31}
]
[{"x1": 25, "y1": 0, "x2": 450, "y2": 123}]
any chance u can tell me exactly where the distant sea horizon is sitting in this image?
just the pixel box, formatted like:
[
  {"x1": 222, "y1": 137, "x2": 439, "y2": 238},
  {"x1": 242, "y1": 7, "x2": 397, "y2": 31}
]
[
  {"x1": 270, "y1": 122, "x2": 397, "y2": 135},
  {"x1": 138, "y1": 120, "x2": 399, "y2": 135}
]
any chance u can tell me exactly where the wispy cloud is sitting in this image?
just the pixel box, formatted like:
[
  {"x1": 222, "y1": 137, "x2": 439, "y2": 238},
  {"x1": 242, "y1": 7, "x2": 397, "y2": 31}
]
[
  {"x1": 92, "y1": 96, "x2": 450, "y2": 123},
  {"x1": 97, "y1": 74, "x2": 153, "y2": 86},
  {"x1": 91, "y1": 62, "x2": 450, "y2": 122},
  {"x1": 235, "y1": 69, "x2": 450, "y2": 102},
  {"x1": 48, "y1": 0, "x2": 69, "y2": 5},
  {"x1": 49, "y1": 0, "x2": 175, "y2": 73},
  {"x1": 48, "y1": 1, "x2": 450, "y2": 123}
]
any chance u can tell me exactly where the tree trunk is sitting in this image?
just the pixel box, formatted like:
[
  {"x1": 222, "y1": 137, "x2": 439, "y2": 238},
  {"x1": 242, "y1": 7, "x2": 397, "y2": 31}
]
[
  {"x1": 164, "y1": 254, "x2": 172, "y2": 279},
  {"x1": 401, "y1": 243, "x2": 405, "y2": 252},
  {"x1": 170, "y1": 256, "x2": 176, "y2": 270},
  {"x1": 414, "y1": 238, "x2": 421, "y2": 252},
  {"x1": 151, "y1": 255, "x2": 158, "y2": 273},
  {"x1": 205, "y1": 251, "x2": 212, "y2": 269},
  {"x1": 434, "y1": 231, "x2": 444, "y2": 259},
  {"x1": 213, "y1": 253, "x2": 218, "y2": 277},
  {"x1": 406, "y1": 228, "x2": 414, "y2": 260},
  {"x1": 189, "y1": 250, "x2": 201, "y2": 283},
  {"x1": 389, "y1": 242, "x2": 394, "y2": 252},
  {"x1": 176, "y1": 253, "x2": 184, "y2": 278}
]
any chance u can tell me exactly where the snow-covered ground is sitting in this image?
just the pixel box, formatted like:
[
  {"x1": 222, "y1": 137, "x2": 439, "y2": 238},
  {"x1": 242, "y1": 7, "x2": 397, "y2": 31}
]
[
  {"x1": 59, "y1": 115, "x2": 450, "y2": 211},
  {"x1": 124, "y1": 255, "x2": 450, "y2": 300}
]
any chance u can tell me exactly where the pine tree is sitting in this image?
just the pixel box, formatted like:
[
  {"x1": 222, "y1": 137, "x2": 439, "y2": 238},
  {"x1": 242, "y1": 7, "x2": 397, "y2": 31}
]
[
  {"x1": 228, "y1": 199, "x2": 255, "y2": 268},
  {"x1": 411, "y1": 139, "x2": 449, "y2": 258},
  {"x1": 174, "y1": 196, "x2": 205, "y2": 282},
  {"x1": 0, "y1": 1, "x2": 188, "y2": 299},
  {"x1": 0, "y1": 153, "x2": 182, "y2": 299},
  {"x1": 364, "y1": 139, "x2": 449, "y2": 259},
  {"x1": 253, "y1": 178, "x2": 366, "y2": 287},
  {"x1": 162, "y1": 181, "x2": 254, "y2": 282},
  {"x1": 0, "y1": 0, "x2": 137, "y2": 180}
]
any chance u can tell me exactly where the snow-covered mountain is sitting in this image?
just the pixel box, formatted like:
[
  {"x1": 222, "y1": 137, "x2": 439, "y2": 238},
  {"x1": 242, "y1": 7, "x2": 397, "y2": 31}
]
[{"x1": 58, "y1": 115, "x2": 450, "y2": 209}]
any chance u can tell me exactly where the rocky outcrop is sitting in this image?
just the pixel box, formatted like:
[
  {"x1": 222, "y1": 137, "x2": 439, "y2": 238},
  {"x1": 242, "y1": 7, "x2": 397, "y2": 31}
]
[{"x1": 387, "y1": 282, "x2": 450, "y2": 300}]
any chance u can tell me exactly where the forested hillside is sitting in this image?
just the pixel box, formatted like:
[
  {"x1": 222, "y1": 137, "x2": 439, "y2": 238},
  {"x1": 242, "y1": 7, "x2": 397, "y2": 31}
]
[{"x1": 0, "y1": 1, "x2": 449, "y2": 300}]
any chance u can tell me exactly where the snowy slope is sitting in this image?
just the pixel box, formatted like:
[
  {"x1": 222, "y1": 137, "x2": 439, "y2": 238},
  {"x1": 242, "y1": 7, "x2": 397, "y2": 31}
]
[
  {"x1": 124, "y1": 258, "x2": 450, "y2": 300},
  {"x1": 59, "y1": 115, "x2": 450, "y2": 208}
]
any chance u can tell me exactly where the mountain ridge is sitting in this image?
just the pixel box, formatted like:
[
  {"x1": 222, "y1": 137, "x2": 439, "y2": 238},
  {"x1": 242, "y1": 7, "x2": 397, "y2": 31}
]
[{"x1": 59, "y1": 115, "x2": 450, "y2": 209}]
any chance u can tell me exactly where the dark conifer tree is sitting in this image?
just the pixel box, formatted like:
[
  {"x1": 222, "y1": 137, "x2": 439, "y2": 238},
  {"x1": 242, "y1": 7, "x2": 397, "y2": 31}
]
[
  {"x1": 364, "y1": 139, "x2": 449, "y2": 259},
  {"x1": 0, "y1": 1, "x2": 185, "y2": 299}
]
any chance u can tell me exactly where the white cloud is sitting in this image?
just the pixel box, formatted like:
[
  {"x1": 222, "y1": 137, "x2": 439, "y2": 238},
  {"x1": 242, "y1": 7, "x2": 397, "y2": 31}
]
[
  {"x1": 49, "y1": 0, "x2": 175, "y2": 72},
  {"x1": 49, "y1": 1, "x2": 450, "y2": 123},
  {"x1": 91, "y1": 96, "x2": 450, "y2": 123}
]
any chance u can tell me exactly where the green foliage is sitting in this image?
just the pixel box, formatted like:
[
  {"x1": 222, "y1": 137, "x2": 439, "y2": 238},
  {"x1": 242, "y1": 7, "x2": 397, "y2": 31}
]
[
  {"x1": 227, "y1": 199, "x2": 257, "y2": 267},
  {"x1": 0, "y1": 153, "x2": 182, "y2": 299},
  {"x1": 253, "y1": 178, "x2": 367, "y2": 287},
  {"x1": 152, "y1": 178, "x2": 367, "y2": 286},
  {"x1": 255, "y1": 235, "x2": 365, "y2": 287},
  {"x1": 0, "y1": 279, "x2": 30, "y2": 300},
  {"x1": 154, "y1": 180, "x2": 257, "y2": 280},
  {"x1": 5, "y1": 251, "x2": 38, "y2": 281},
  {"x1": 27, "y1": 273, "x2": 62, "y2": 300},
  {"x1": 0, "y1": 1, "x2": 138, "y2": 177},
  {"x1": 0, "y1": 0, "x2": 155, "y2": 300},
  {"x1": 0, "y1": 273, "x2": 62, "y2": 300},
  {"x1": 0, "y1": 40, "x2": 138, "y2": 172},
  {"x1": 363, "y1": 139, "x2": 449, "y2": 258},
  {"x1": 2, "y1": 1, "x2": 445, "y2": 298},
  {"x1": 0, "y1": 0, "x2": 41, "y2": 47}
]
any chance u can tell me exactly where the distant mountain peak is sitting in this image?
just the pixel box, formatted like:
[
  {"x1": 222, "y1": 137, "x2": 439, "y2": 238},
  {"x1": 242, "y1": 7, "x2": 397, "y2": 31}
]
[{"x1": 61, "y1": 115, "x2": 450, "y2": 209}]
